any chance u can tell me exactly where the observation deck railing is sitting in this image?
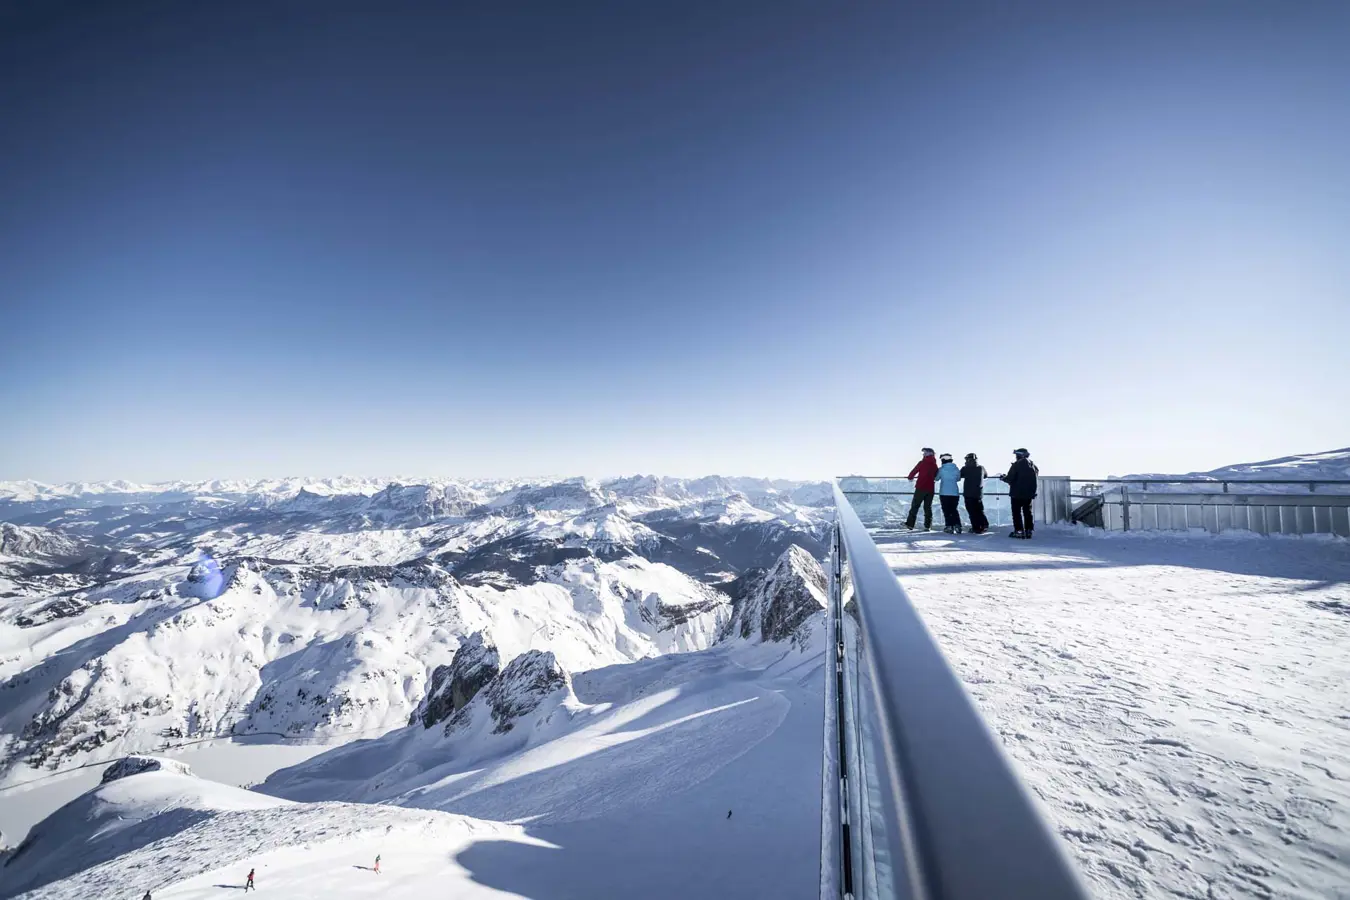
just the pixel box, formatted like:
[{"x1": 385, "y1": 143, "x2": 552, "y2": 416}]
[
  {"x1": 838, "y1": 475, "x2": 1350, "y2": 537},
  {"x1": 821, "y1": 483, "x2": 1090, "y2": 900}
]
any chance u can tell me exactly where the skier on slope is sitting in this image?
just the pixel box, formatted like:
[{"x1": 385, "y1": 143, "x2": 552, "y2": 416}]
[
  {"x1": 960, "y1": 453, "x2": 990, "y2": 534},
  {"x1": 375, "y1": 854, "x2": 381, "y2": 874},
  {"x1": 245, "y1": 868, "x2": 256, "y2": 892},
  {"x1": 904, "y1": 448, "x2": 939, "y2": 531},
  {"x1": 999, "y1": 448, "x2": 1039, "y2": 538},
  {"x1": 936, "y1": 453, "x2": 963, "y2": 533},
  {"x1": 143, "y1": 892, "x2": 153, "y2": 900}
]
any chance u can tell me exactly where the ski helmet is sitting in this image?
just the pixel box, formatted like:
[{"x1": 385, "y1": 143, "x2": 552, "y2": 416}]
[
  {"x1": 1014, "y1": 448, "x2": 1029, "y2": 458},
  {"x1": 922, "y1": 447, "x2": 935, "y2": 456},
  {"x1": 939, "y1": 453, "x2": 953, "y2": 462},
  {"x1": 965, "y1": 453, "x2": 977, "y2": 462}
]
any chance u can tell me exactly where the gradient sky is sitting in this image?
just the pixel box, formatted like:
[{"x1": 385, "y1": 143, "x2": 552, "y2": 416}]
[{"x1": 2, "y1": 1, "x2": 1347, "y2": 482}]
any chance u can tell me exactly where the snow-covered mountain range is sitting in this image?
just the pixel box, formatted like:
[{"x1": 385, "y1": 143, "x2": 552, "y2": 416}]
[
  {"x1": 0, "y1": 476, "x2": 830, "y2": 787},
  {"x1": 0, "y1": 474, "x2": 833, "y2": 898}
]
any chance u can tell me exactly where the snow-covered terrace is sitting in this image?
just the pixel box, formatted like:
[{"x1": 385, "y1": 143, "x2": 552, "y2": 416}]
[{"x1": 870, "y1": 526, "x2": 1349, "y2": 899}]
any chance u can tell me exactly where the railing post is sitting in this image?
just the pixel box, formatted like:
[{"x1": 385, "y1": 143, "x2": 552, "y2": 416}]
[{"x1": 1121, "y1": 485, "x2": 1131, "y2": 532}]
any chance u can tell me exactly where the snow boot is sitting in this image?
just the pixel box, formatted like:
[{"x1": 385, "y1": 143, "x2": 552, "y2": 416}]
[{"x1": 1010, "y1": 530, "x2": 1024, "y2": 538}]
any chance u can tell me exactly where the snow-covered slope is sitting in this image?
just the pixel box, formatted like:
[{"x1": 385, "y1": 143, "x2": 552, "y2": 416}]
[
  {"x1": 261, "y1": 546, "x2": 824, "y2": 808},
  {"x1": 262, "y1": 637, "x2": 824, "y2": 839},
  {"x1": 1199, "y1": 447, "x2": 1350, "y2": 481},
  {"x1": 2, "y1": 758, "x2": 542, "y2": 900},
  {"x1": 10, "y1": 624, "x2": 827, "y2": 900},
  {"x1": 2, "y1": 759, "x2": 290, "y2": 896},
  {"x1": 1113, "y1": 447, "x2": 1350, "y2": 493}
]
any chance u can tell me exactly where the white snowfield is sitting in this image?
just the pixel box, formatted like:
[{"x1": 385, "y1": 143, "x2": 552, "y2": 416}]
[{"x1": 879, "y1": 527, "x2": 1350, "y2": 900}]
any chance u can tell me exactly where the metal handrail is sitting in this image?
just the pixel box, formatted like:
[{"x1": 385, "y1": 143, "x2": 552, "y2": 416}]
[
  {"x1": 826, "y1": 483, "x2": 1089, "y2": 900},
  {"x1": 844, "y1": 475, "x2": 1350, "y2": 486},
  {"x1": 842, "y1": 490, "x2": 1015, "y2": 496}
]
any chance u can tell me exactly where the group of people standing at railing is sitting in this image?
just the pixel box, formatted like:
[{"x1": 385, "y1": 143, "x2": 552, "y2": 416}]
[{"x1": 904, "y1": 448, "x2": 1040, "y2": 538}]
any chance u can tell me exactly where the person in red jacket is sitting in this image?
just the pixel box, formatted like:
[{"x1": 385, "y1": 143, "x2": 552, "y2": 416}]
[{"x1": 904, "y1": 448, "x2": 939, "y2": 531}]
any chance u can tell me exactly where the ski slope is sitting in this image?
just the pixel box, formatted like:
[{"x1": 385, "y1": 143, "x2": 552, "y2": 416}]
[
  {"x1": 152, "y1": 833, "x2": 534, "y2": 899},
  {"x1": 8, "y1": 641, "x2": 826, "y2": 900},
  {"x1": 878, "y1": 527, "x2": 1350, "y2": 900},
  {"x1": 263, "y1": 641, "x2": 827, "y2": 899},
  {"x1": 2, "y1": 765, "x2": 546, "y2": 900}
]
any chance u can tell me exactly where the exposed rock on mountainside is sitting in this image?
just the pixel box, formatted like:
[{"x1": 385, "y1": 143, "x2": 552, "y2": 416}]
[
  {"x1": 101, "y1": 755, "x2": 193, "y2": 784},
  {"x1": 0, "y1": 524, "x2": 101, "y2": 577},
  {"x1": 0, "y1": 524, "x2": 86, "y2": 562},
  {"x1": 474, "y1": 650, "x2": 570, "y2": 735},
  {"x1": 368, "y1": 483, "x2": 485, "y2": 522},
  {"x1": 725, "y1": 545, "x2": 828, "y2": 648},
  {"x1": 491, "y1": 478, "x2": 611, "y2": 515},
  {"x1": 412, "y1": 631, "x2": 500, "y2": 729}
]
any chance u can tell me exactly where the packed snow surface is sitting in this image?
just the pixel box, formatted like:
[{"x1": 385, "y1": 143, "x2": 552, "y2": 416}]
[{"x1": 876, "y1": 526, "x2": 1350, "y2": 900}]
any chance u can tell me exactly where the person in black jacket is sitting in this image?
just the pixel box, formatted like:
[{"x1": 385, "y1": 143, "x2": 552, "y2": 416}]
[
  {"x1": 999, "y1": 448, "x2": 1039, "y2": 538},
  {"x1": 959, "y1": 454, "x2": 990, "y2": 533}
]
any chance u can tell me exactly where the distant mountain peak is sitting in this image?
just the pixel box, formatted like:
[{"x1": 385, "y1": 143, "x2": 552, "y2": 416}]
[{"x1": 725, "y1": 545, "x2": 827, "y2": 648}]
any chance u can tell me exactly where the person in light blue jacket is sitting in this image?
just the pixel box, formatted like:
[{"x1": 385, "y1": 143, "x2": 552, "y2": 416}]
[{"x1": 936, "y1": 453, "x2": 963, "y2": 533}]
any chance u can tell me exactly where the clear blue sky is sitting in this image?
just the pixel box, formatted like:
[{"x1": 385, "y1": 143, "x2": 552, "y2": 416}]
[{"x1": 3, "y1": 1, "x2": 1346, "y2": 482}]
